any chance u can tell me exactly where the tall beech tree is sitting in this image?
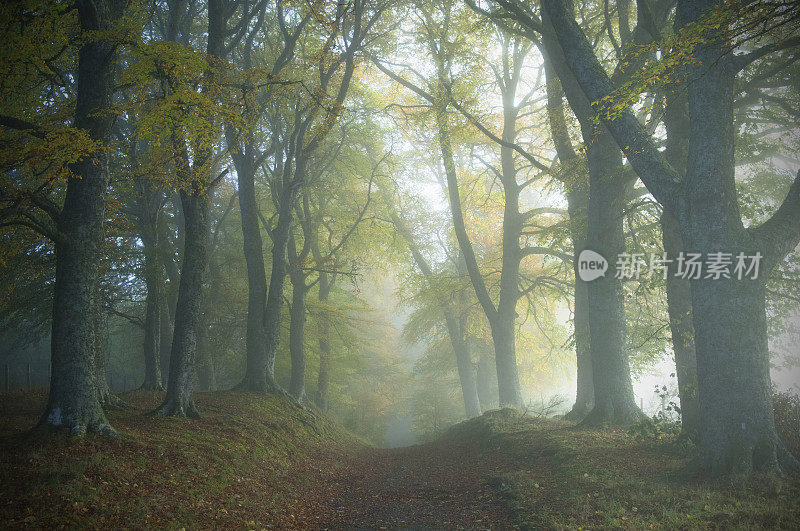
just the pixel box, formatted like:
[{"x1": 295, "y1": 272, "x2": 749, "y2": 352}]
[
  {"x1": 151, "y1": 0, "x2": 230, "y2": 417},
  {"x1": 0, "y1": 0, "x2": 130, "y2": 434},
  {"x1": 374, "y1": 4, "x2": 573, "y2": 408},
  {"x1": 237, "y1": 0, "x2": 387, "y2": 394},
  {"x1": 541, "y1": 0, "x2": 800, "y2": 475},
  {"x1": 226, "y1": 0, "x2": 309, "y2": 394},
  {"x1": 471, "y1": 0, "x2": 668, "y2": 424},
  {"x1": 383, "y1": 183, "x2": 482, "y2": 418}
]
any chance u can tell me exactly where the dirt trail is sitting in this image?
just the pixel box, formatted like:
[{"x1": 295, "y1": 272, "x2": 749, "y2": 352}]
[{"x1": 294, "y1": 439, "x2": 514, "y2": 529}]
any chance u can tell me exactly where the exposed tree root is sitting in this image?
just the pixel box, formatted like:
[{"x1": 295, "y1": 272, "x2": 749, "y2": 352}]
[
  {"x1": 99, "y1": 390, "x2": 133, "y2": 410},
  {"x1": 688, "y1": 435, "x2": 800, "y2": 481},
  {"x1": 149, "y1": 397, "x2": 201, "y2": 419},
  {"x1": 35, "y1": 406, "x2": 119, "y2": 438},
  {"x1": 577, "y1": 402, "x2": 646, "y2": 428},
  {"x1": 563, "y1": 401, "x2": 592, "y2": 422}
]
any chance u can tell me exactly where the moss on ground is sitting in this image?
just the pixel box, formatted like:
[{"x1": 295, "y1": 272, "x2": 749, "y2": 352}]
[
  {"x1": 0, "y1": 389, "x2": 361, "y2": 528},
  {"x1": 450, "y1": 410, "x2": 800, "y2": 529}
]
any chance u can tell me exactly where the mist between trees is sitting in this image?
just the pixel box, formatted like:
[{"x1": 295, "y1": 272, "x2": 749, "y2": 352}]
[{"x1": 1, "y1": 0, "x2": 799, "y2": 481}]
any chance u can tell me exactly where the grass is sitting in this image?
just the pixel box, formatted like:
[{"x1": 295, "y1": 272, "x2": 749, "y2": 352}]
[
  {"x1": 0, "y1": 389, "x2": 361, "y2": 528},
  {"x1": 3, "y1": 391, "x2": 799, "y2": 528},
  {"x1": 448, "y1": 409, "x2": 800, "y2": 529}
]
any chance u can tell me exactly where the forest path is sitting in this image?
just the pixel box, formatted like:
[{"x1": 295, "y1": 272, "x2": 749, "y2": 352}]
[{"x1": 293, "y1": 437, "x2": 515, "y2": 528}]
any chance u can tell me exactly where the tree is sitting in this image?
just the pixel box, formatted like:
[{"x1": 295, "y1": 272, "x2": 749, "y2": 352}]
[
  {"x1": 468, "y1": 0, "x2": 654, "y2": 421},
  {"x1": 541, "y1": 0, "x2": 800, "y2": 475},
  {"x1": 287, "y1": 138, "x2": 378, "y2": 401},
  {"x1": 383, "y1": 183, "x2": 482, "y2": 418},
  {"x1": 151, "y1": 0, "x2": 231, "y2": 417},
  {"x1": 374, "y1": 3, "x2": 574, "y2": 408},
  {"x1": 0, "y1": 0, "x2": 131, "y2": 435},
  {"x1": 226, "y1": 0, "x2": 308, "y2": 394},
  {"x1": 543, "y1": 59, "x2": 593, "y2": 421},
  {"x1": 236, "y1": 0, "x2": 387, "y2": 394}
]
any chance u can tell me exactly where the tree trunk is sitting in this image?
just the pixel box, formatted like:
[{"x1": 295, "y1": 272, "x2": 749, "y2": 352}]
[
  {"x1": 662, "y1": 85, "x2": 699, "y2": 441},
  {"x1": 315, "y1": 273, "x2": 333, "y2": 411},
  {"x1": 435, "y1": 93, "x2": 522, "y2": 409},
  {"x1": 154, "y1": 0, "x2": 224, "y2": 416},
  {"x1": 152, "y1": 190, "x2": 209, "y2": 418},
  {"x1": 444, "y1": 310, "x2": 482, "y2": 418},
  {"x1": 288, "y1": 271, "x2": 308, "y2": 401},
  {"x1": 231, "y1": 140, "x2": 271, "y2": 393},
  {"x1": 39, "y1": 0, "x2": 126, "y2": 436},
  {"x1": 475, "y1": 346, "x2": 497, "y2": 411},
  {"x1": 579, "y1": 131, "x2": 643, "y2": 427},
  {"x1": 158, "y1": 296, "x2": 173, "y2": 387},
  {"x1": 544, "y1": 59, "x2": 593, "y2": 421},
  {"x1": 661, "y1": 212, "x2": 700, "y2": 440},
  {"x1": 141, "y1": 233, "x2": 164, "y2": 390},
  {"x1": 256, "y1": 161, "x2": 300, "y2": 394},
  {"x1": 541, "y1": 15, "x2": 641, "y2": 426},
  {"x1": 92, "y1": 287, "x2": 124, "y2": 408},
  {"x1": 196, "y1": 335, "x2": 216, "y2": 391},
  {"x1": 681, "y1": 15, "x2": 792, "y2": 474},
  {"x1": 157, "y1": 209, "x2": 180, "y2": 389},
  {"x1": 195, "y1": 298, "x2": 214, "y2": 392},
  {"x1": 493, "y1": 100, "x2": 524, "y2": 409},
  {"x1": 564, "y1": 187, "x2": 594, "y2": 421}
]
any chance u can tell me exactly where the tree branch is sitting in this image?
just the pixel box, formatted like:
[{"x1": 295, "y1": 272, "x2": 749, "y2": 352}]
[
  {"x1": 0, "y1": 115, "x2": 47, "y2": 140},
  {"x1": 539, "y1": 0, "x2": 684, "y2": 219},
  {"x1": 749, "y1": 169, "x2": 800, "y2": 272},
  {"x1": 520, "y1": 245, "x2": 573, "y2": 263},
  {"x1": 733, "y1": 36, "x2": 800, "y2": 73}
]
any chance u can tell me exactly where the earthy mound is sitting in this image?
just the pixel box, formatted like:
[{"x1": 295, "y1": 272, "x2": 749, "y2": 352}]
[{"x1": 0, "y1": 390, "x2": 359, "y2": 528}]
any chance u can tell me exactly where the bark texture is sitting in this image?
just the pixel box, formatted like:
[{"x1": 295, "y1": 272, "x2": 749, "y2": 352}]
[
  {"x1": 140, "y1": 202, "x2": 164, "y2": 390},
  {"x1": 662, "y1": 84, "x2": 700, "y2": 441},
  {"x1": 544, "y1": 59, "x2": 593, "y2": 421},
  {"x1": 661, "y1": 212, "x2": 700, "y2": 441},
  {"x1": 40, "y1": 0, "x2": 127, "y2": 436},
  {"x1": 152, "y1": 190, "x2": 209, "y2": 418},
  {"x1": 580, "y1": 131, "x2": 643, "y2": 426},
  {"x1": 682, "y1": 14, "x2": 782, "y2": 474},
  {"x1": 314, "y1": 273, "x2": 333, "y2": 411}
]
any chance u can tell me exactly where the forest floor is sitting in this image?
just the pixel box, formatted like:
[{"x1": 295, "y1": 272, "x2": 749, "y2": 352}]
[{"x1": 2, "y1": 391, "x2": 799, "y2": 529}]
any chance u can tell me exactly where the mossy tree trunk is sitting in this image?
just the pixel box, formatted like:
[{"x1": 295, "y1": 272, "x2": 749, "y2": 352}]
[{"x1": 39, "y1": 0, "x2": 128, "y2": 436}]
